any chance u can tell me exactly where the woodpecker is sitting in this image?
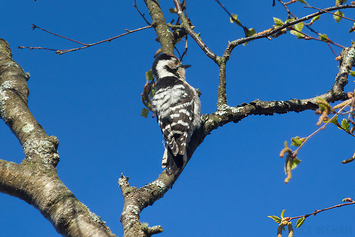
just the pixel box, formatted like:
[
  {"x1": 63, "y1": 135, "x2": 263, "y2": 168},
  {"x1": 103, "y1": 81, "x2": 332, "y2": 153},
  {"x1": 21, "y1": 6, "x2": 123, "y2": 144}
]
[{"x1": 152, "y1": 53, "x2": 201, "y2": 175}]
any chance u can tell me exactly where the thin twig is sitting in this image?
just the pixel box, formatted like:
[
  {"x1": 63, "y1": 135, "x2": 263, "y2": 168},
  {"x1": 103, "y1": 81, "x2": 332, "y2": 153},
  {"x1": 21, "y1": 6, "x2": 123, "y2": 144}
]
[
  {"x1": 289, "y1": 27, "x2": 345, "y2": 53},
  {"x1": 133, "y1": 0, "x2": 151, "y2": 25},
  {"x1": 277, "y1": 1, "x2": 345, "y2": 55},
  {"x1": 17, "y1": 46, "x2": 58, "y2": 52},
  {"x1": 173, "y1": 0, "x2": 217, "y2": 62},
  {"x1": 214, "y1": 0, "x2": 249, "y2": 35},
  {"x1": 31, "y1": 24, "x2": 87, "y2": 46},
  {"x1": 289, "y1": 200, "x2": 355, "y2": 221},
  {"x1": 306, "y1": 5, "x2": 355, "y2": 22},
  {"x1": 225, "y1": 4, "x2": 355, "y2": 56},
  {"x1": 20, "y1": 25, "x2": 152, "y2": 55}
]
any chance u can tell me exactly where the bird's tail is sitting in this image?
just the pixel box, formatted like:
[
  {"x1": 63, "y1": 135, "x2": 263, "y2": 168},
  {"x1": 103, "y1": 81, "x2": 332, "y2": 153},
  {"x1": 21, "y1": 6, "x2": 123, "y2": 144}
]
[{"x1": 162, "y1": 148, "x2": 187, "y2": 175}]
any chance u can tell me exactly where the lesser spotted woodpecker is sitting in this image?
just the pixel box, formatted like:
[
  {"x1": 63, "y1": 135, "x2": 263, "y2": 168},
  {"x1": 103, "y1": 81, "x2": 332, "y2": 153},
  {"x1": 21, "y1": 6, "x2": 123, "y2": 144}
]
[{"x1": 152, "y1": 53, "x2": 201, "y2": 175}]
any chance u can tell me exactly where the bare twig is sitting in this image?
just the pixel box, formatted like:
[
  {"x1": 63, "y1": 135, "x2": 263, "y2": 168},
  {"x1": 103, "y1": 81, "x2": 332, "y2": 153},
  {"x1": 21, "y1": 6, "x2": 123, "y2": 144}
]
[
  {"x1": 31, "y1": 24, "x2": 87, "y2": 45},
  {"x1": 289, "y1": 199, "x2": 355, "y2": 221},
  {"x1": 133, "y1": 0, "x2": 151, "y2": 25},
  {"x1": 173, "y1": 0, "x2": 217, "y2": 62},
  {"x1": 19, "y1": 25, "x2": 152, "y2": 54},
  {"x1": 17, "y1": 46, "x2": 58, "y2": 52}
]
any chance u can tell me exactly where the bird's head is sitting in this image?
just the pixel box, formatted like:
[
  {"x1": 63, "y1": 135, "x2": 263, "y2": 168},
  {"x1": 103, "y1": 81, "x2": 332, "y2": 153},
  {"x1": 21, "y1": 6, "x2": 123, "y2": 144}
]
[{"x1": 152, "y1": 53, "x2": 190, "y2": 81}]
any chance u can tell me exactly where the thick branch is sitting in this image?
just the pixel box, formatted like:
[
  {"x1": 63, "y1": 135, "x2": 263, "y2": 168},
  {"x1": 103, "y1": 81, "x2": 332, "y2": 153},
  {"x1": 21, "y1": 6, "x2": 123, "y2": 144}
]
[
  {"x1": 327, "y1": 44, "x2": 355, "y2": 102},
  {"x1": 145, "y1": 0, "x2": 174, "y2": 54},
  {"x1": 0, "y1": 160, "x2": 116, "y2": 237},
  {"x1": 0, "y1": 39, "x2": 60, "y2": 169},
  {"x1": 204, "y1": 99, "x2": 317, "y2": 134},
  {"x1": 0, "y1": 39, "x2": 116, "y2": 237},
  {"x1": 118, "y1": 124, "x2": 206, "y2": 237}
]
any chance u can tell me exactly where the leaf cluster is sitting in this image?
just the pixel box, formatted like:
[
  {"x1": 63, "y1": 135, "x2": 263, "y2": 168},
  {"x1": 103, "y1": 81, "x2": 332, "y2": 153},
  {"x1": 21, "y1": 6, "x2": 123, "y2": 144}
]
[{"x1": 279, "y1": 94, "x2": 355, "y2": 184}]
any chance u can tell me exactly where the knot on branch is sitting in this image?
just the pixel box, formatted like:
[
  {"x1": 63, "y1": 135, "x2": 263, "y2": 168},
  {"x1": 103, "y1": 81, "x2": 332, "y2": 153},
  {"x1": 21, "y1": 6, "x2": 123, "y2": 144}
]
[{"x1": 22, "y1": 136, "x2": 60, "y2": 168}]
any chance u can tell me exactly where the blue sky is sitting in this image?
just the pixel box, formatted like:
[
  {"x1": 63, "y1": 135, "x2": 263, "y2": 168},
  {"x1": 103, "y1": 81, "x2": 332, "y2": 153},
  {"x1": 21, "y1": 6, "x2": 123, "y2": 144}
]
[{"x1": 1, "y1": 1, "x2": 354, "y2": 236}]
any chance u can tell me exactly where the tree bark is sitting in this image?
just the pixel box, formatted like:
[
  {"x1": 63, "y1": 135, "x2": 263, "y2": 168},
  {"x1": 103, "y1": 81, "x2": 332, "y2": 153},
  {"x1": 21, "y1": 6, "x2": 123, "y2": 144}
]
[{"x1": 0, "y1": 39, "x2": 116, "y2": 237}]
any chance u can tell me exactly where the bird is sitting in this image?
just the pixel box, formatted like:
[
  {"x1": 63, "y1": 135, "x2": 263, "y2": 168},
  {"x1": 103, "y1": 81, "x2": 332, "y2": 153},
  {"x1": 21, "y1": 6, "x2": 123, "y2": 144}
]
[{"x1": 152, "y1": 53, "x2": 201, "y2": 175}]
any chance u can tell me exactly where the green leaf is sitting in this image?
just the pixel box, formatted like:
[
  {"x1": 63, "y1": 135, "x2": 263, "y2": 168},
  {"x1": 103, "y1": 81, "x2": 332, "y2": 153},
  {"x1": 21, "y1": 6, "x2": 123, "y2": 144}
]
[
  {"x1": 334, "y1": 10, "x2": 344, "y2": 24},
  {"x1": 145, "y1": 69, "x2": 153, "y2": 82},
  {"x1": 349, "y1": 70, "x2": 355, "y2": 77},
  {"x1": 246, "y1": 28, "x2": 256, "y2": 37},
  {"x1": 298, "y1": 0, "x2": 308, "y2": 4},
  {"x1": 294, "y1": 22, "x2": 304, "y2": 32},
  {"x1": 140, "y1": 108, "x2": 149, "y2": 118},
  {"x1": 230, "y1": 14, "x2": 242, "y2": 27},
  {"x1": 310, "y1": 15, "x2": 321, "y2": 24},
  {"x1": 290, "y1": 157, "x2": 301, "y2": 170},
  {"x1": 169, "y1": 8, "x2": 176, "y2": 13},
  {"x1": 281, "y1": 209, "x2": 285, "y2": 218},
  {"x1": 268, "y1": 215, "x2": 281, "y2": 224},
  {"x1": 291, "y1": 136, "x2": 304, "y2": 147},
  {"x1": 150, "y1": 88, "x2": 155, "y2": 98},
  {"x1": 290, "y1": 30, "x2": 305, "y2": 39},
  {"x1": 328, "y1": 114, "x2": 338, "y2": 125},
  {"x1": 273, "y1": 17, "x2": 284, "y2": 27},
  {"x1": 230, "y1": 14, "x2": 238, "y2": 23},
  {"x1": 290, "y1": 22, "x2": 304, "y2": 38},
  {"x1": 319, "y1": 34, "x2": 329, "y2": 42},
  {"x1": 336, "y1": 0, "x2": 347, "y2": 5},
  {"x1": 341, "y1": 118, "x2": 350, "y2": 132},
  {"x1": 296, "y1": 217, "x2": 305, "y2": 228}
]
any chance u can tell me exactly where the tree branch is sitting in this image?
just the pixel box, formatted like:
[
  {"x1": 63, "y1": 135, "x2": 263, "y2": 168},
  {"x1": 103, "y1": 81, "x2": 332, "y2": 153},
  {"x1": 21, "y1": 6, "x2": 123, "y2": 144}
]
[
  {"x1": 0, "y1": 38, "x2": 116, "y2": 237},
  {"x1": 19, "y1": 25, "x2": 152, "y2": 55},
  {"x1": 224, "y1": 4, "x2": 355, "y2": 57},
  {"x1": 145, "y1": 0, "x2": 174, "y2": 55},
  {"x1": 118, "y1": 3, "x2": 355, "y2": 235},
  {"x1": 173, "y1": 0, "x2": 217, "y2": 62},
  {"x1": 204, "y1": 43, "x2": 355, "y2": 134}
]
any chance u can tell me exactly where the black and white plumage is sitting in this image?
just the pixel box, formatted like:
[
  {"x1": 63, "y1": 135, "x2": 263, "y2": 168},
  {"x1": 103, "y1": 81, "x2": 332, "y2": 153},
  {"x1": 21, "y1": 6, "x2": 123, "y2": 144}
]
[{"x1": 152, "y1": 53, "x2": 201, "y2": 175}]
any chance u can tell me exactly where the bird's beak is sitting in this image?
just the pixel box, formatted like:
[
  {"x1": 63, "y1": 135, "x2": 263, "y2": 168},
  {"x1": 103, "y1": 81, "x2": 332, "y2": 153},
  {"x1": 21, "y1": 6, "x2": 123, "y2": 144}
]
[{"x1": 181, "y1": 64, "x2": 191, "y2": 69}]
